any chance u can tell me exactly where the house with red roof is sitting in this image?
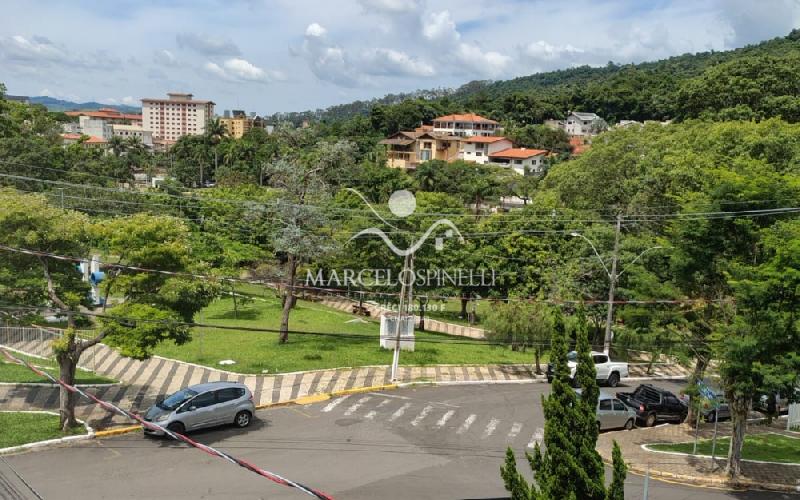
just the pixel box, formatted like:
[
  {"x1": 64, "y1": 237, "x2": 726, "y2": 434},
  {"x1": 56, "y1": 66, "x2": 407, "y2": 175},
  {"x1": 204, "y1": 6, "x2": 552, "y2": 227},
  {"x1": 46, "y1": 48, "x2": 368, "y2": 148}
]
[
  {"x1": 432, "y1": 113, "x2": 502, "y2": 137},
  {"x1": 488, "y1": 148, "x2": 548, "y2": 175},
  {"x1": 460, "y1": 135, "x2": 514, "y2": 164}
]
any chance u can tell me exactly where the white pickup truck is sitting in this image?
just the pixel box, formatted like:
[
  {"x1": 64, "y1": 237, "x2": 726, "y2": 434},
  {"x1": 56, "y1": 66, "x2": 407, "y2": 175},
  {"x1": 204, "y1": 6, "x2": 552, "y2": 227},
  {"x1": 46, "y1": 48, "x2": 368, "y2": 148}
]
[{"x1": 547, "y1": 351, "x2": 629, "y2": 388}]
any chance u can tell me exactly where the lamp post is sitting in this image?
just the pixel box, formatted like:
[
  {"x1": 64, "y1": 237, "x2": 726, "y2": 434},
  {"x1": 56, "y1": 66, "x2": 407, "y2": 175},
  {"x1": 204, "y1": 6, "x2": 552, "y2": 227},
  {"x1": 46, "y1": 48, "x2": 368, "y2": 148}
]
[{"x1": 570, "y1": 216, "x2": 665, "y2": 354}]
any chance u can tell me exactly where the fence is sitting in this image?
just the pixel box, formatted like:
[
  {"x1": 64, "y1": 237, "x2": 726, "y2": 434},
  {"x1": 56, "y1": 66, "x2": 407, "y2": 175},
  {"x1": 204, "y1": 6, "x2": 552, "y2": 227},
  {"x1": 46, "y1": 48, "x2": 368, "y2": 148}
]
[
  {"x1": 0, "y1": 326, "x2": 100, "y2": 371},
  {"x1": 789, "y1": 403, "x2": 800, "y2": 430}
]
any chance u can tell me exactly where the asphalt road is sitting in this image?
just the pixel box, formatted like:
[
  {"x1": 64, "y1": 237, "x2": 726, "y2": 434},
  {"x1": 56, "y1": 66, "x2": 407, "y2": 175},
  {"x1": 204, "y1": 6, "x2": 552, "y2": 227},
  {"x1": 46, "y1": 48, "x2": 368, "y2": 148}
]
[{"x1": 3, "y1": 380, "x2": 797, "y2": 499}]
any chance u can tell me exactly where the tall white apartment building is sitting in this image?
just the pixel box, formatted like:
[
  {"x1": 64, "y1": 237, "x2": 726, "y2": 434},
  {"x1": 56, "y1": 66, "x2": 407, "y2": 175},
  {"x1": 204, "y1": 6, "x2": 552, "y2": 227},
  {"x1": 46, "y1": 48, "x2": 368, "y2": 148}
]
[{"x1": 141, "y1": 93, "x2": 215, "y2": 145}]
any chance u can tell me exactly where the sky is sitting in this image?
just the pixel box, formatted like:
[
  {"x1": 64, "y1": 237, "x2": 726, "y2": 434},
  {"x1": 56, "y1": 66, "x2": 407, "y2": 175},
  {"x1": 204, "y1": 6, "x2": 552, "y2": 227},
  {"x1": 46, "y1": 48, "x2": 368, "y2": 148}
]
[{"x1": 1, "y1": 0, "x2": 799, "y2": 114}]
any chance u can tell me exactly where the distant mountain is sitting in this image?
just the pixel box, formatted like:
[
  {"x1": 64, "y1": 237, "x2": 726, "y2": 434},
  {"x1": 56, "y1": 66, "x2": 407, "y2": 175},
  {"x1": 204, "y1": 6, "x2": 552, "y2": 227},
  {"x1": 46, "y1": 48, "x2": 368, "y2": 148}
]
[{"x1": 29, "y1": 96, "x2": 140, "y2": 114}]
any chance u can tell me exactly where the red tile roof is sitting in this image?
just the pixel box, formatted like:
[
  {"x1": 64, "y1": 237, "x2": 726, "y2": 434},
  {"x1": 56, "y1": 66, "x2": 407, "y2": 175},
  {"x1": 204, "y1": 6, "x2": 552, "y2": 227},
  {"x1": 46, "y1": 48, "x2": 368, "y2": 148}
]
[
  {"x1": 61, "y1": 133, "x2": 107, "y2": 144},
  {"x1": 464, "y1": 136, "x2": 509, "y2": 143},
  {"x1": 434, "y1": 113, "x2": 498, "y2": 125},
  {"x1": 489, "y1": 147, "x2": 548, "y2": 159},
  {"x1": 65, "y1": 109, "x2": 142, "y2": 121}
]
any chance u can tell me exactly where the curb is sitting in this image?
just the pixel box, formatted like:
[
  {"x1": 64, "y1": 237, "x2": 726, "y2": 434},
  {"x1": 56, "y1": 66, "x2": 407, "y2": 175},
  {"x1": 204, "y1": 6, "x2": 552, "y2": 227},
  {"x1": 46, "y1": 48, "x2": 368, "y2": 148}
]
[
  {"x1": 94, "y1": 425, "x2": 141, "y2": 438},
  {"x1": 620, "y1": 461, "x2": 800, "y2": 493},
  {"x1": 0, "y1": 382, "x2": 119, "y2": 387}
]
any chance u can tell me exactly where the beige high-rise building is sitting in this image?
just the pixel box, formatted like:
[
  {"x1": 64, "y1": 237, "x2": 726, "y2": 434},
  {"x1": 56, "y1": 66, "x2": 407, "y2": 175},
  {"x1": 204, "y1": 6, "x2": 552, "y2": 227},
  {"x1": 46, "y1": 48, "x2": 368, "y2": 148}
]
[{"x1": 141, "y1": 93, "x2": 215, "y2": 147}]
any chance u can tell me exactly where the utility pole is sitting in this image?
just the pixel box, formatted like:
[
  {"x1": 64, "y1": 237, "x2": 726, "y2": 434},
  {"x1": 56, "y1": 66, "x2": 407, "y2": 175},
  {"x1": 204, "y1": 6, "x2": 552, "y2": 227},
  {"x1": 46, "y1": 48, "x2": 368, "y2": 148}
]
[
  {"x1": 391, "y1": 252, "x2": 414, "y2": 381},
  {"x1": 604, "y1": 214, "x2": 622, "y2": 354}
]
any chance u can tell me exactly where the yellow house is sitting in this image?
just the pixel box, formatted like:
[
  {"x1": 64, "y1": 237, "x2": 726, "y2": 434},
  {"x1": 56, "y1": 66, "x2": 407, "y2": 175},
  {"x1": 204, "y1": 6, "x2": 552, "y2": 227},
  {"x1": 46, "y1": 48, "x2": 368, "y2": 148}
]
[{"x1": 380, "y1": 130, "x2": 463, "y2": 170}]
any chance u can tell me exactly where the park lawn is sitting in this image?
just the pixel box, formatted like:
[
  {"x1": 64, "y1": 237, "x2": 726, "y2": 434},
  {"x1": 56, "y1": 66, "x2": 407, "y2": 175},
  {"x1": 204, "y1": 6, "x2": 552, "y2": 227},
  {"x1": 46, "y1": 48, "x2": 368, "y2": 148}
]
[
  {"x1": 422, "y1": 297, "x2": 493, "y2": 327},
  {"x1": 650, "y1": 434, "x2": 800, "y2": 464},
  {"x1": 0, "y1": 412, "x2": 86, "y2": 448},
  {"x1": 0, "y1": 352, "x2": 115, "y2": 384},
  {"x1": 154, "y1": 294, "x2": 537, "y2": 374}
]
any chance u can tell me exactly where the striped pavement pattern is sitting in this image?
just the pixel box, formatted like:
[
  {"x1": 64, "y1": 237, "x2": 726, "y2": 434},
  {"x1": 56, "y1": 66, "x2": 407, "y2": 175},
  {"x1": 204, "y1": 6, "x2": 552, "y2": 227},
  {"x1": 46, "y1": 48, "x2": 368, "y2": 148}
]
[{"x1": 0, "y1": 337, "x2": 690, "y2": 429}]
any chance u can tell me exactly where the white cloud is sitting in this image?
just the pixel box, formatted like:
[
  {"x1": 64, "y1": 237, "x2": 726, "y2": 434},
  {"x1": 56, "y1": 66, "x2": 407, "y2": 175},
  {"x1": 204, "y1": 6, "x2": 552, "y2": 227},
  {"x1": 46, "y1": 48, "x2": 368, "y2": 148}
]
[
  {"x1": 422, "y1": 10, "x2": 459, "y2": 44},
  {"x1": 153, "y1": 49, "x2": 177, "y2": 65},
  {"x1": 176, "y1": 33, "x2": 241, "y2": 56},
  {"x1": 361, "y1": 48, "x2": 435, "y2": 77},
  {"x1": 305, "y1": 23, "x2": 327, "y2": 37},
  {"x1": 521, "y1": 41, "x2": 585, "y2": 62},
  {"x1": 0, "y1": 35, "x2": 119, "y2": 70},
  {"x1": 204, "y1": 58, "x2": 285, "y2": 83},
  {"x1": 357, "y1": 0, "x2": 421, "y2": 14},
  {"x1": 121, "y1": 96, "x2": 136, "y2": 105}
]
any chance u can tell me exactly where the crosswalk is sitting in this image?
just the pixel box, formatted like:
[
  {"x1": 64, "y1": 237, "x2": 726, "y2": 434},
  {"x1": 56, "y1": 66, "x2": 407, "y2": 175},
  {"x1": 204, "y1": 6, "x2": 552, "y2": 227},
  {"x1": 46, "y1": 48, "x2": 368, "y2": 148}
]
[{"x1": 319, "y1": 393, "x2": 544, "y2": 448}]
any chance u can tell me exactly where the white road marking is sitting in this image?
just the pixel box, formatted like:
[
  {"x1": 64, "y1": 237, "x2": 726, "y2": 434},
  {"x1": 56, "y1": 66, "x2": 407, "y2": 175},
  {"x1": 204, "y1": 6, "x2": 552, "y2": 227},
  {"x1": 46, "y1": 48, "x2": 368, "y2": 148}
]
[
  {"x1": 368, "y1": 392, "x2": 411, "y2": 400},
  {"x1": 344, "y1": 396, "x2": 371, "y2": 416},
  {"x1": 456, "y1": 414, "x2": 477, "y2": 435},
  {"x1": 527, "y1": 427, "x2": 544, "y2": 448},
  {"x1": 483, "y1": 418, "x2": 500, "y2": 438},
  {"x1": 436, "y1": 410, "x2": 455, "y2": 429},
  {"x1": 364, "y1": 400, "x2": 390, "y2": 420},
  {"x1": 508, "y1": 422, "x2": 523, "y2": 439},
  {"x1": 321, "y1": 395, "x2": 350, "y2": 413},
  {"x1": 389, "y1": 403, "x2": 412, "y2": 422},
  {"x1": 410, "y1": 405, "x2": 433, "y2": 426}
]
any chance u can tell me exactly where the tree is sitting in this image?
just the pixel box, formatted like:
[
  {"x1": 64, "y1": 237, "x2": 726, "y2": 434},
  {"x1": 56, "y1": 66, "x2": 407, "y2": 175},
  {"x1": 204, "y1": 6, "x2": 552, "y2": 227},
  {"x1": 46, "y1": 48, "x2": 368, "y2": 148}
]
[
  {"x1": 0, "y1": 190, "x2": 91, "y2": 429},
  {"x1": 484, "y1": 301, "x2": 551, "y2": 373},
  {"x1": 718, "y1": 219, "x2": 800, "y2": 478},
  {"x1": 0, "y1": 192, "x2": 218, "y2": 429},
  {"x1": 500, "y1": 308, "x2": 624, "y2": 499},
  {"x1": 266, "y1": 140, "x2": 355, "y2": 342},
  {"x1": 607, "y1": 441, "x2": 627, "y2": 500}
]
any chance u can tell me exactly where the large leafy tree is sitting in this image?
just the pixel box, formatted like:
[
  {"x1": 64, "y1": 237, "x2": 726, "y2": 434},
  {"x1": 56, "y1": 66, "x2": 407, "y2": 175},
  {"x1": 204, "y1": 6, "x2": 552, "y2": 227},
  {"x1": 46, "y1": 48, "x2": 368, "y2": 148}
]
[
  {"x1": 0, "y1": 191, "x2": 217, "y2": 429},
  {"x1": 719, "y1": 220, "x2": 800, "y2": 477}
]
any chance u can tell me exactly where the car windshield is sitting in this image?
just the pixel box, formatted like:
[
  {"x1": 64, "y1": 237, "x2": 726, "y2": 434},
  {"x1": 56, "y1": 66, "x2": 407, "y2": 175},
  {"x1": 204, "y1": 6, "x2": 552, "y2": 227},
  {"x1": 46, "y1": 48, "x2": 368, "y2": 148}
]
[
  {"x1": 567, "y1": 352, "x2": 578, "y2": 362},
  {"x1": 158, "y1": 388, "x2": 198, "y2": 410}
]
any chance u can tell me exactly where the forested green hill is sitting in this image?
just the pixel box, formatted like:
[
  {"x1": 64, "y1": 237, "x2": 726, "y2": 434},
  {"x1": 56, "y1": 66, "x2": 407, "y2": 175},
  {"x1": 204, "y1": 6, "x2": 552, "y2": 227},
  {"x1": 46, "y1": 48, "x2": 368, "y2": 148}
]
[{"x1": 270, "y1": 29, "x2": 800, "y2": 129}]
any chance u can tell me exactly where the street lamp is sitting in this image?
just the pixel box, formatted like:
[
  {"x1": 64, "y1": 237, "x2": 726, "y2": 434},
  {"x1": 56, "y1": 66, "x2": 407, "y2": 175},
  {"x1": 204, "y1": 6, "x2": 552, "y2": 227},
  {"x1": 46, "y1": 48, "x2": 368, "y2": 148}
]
[{"x1": 570, "y1": 226, "x2": 665, "y2": 354}]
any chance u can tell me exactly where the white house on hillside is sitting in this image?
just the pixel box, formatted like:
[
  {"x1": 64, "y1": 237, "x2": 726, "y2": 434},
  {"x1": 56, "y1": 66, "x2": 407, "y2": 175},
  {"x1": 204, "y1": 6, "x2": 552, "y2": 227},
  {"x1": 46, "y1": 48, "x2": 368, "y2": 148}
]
[
  {"x1": 432, "y1": 113, "x2": 502, "y2": 137},
  {"x1": 564, "y1": 112, "x2": 606, "y2": 136},
  {"x1": 460, "y1": 136, "x2": 513, "y2": 164},
  {"x1": 488, "y1": 148, "x2": 548, "y2": 175}
]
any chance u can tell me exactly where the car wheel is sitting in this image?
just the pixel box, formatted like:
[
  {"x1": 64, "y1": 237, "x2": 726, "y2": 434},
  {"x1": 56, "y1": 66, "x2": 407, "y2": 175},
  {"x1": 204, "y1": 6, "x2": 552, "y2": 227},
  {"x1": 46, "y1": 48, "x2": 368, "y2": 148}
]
[
  {"x1": 234, "y1": 410, "x2": 252, "y2": 428},
  {"x1": 596, "y1": 421, "x2": 602, "y2": 433},
  {"x1": 645, "y1": 413, "x2": 657, "y2": 427},
  {"x1": 166, "y1": 422, "x2": 185, "y2": 435},
  {"x1": 607, "y1": 372, "x2": 620, "y2": 388},
  {"x1": 624, "y1": 418, "x2": 635, "y2": 430},
  {"x1": 706, "y1": 411, "x2": 717, "y2": 423},
  {"x1": 679, "y1": 411, "x2": 688, "y2": 423}
]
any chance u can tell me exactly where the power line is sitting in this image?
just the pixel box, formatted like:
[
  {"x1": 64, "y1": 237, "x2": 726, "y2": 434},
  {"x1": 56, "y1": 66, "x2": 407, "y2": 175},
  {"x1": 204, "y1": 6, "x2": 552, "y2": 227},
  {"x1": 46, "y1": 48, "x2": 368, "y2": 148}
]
[{"x1": 0, "y1": 243, "x2": 733, "y2": 306}]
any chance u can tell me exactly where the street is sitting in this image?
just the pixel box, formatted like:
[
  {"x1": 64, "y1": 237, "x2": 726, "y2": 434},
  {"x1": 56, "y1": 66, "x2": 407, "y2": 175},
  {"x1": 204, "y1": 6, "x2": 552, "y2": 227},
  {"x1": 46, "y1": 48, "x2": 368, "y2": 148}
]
[{"x1": 3, "y1": 381, "x2": 797, "y2": 499}]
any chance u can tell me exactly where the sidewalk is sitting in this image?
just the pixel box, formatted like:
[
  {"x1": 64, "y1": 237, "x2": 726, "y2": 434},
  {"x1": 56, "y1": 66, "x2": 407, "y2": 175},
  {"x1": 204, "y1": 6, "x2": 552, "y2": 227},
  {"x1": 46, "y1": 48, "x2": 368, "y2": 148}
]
[
  {"x1": 597, "y1": 422, "x2": 800, "y2": 492},
  {"x1": 1, "y1": 337, "x2": 691, "y2": 430}
]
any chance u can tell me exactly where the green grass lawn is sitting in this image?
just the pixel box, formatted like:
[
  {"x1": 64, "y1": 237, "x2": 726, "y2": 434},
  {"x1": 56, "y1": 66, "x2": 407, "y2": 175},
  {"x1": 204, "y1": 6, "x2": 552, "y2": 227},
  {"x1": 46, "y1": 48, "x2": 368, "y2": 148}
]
[
  {"x1": 0, "y1": 412, "x2": 86, "y2": 448},
  {"x1": 153, "y1": 293, "x2": 537, "y2": 374},
  {"x1": 417, "y1": 297, "x2": 493, "y2": 327},
  {"x1": 0, "y1": 352, "x2": 115, "y2": 384},
  {"x1": 650, "y1": 434, "x2": 800, "y2": 464}
]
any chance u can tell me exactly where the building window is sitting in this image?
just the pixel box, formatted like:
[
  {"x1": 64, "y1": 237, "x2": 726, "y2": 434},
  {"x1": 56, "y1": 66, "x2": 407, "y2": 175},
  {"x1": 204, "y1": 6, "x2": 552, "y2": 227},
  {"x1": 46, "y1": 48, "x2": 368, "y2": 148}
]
[
  {"x1": 514, "y1": 159, "x2": 523, "y2": 165},
  {"x1": 476, "y1": 152, "x2": 482, "y2": 157}
]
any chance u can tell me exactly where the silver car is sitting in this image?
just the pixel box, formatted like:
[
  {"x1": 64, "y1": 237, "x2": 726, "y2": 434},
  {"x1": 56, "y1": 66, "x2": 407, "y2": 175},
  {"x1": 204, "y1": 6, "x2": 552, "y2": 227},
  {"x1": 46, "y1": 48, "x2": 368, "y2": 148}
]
[
  {"x1": 575, "y1": 389, "x2": 637, "y2": 431},
  {"x1": 143, "y1": 381, "x2": 255, "y2": 436},
  {"x1": 597, "y1": 395, "x2": 637, "y2": 431}
]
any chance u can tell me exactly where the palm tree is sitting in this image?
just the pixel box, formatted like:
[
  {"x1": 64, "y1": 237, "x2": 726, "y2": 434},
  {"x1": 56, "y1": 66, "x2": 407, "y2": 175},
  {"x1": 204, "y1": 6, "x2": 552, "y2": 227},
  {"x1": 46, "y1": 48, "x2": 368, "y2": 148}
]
[
  {"x1": 204, "y1": 118, "x2": 227, "y2": 183},
  {"x1": 108, "y1": 136, "x2": 126, "y2": 157}
]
